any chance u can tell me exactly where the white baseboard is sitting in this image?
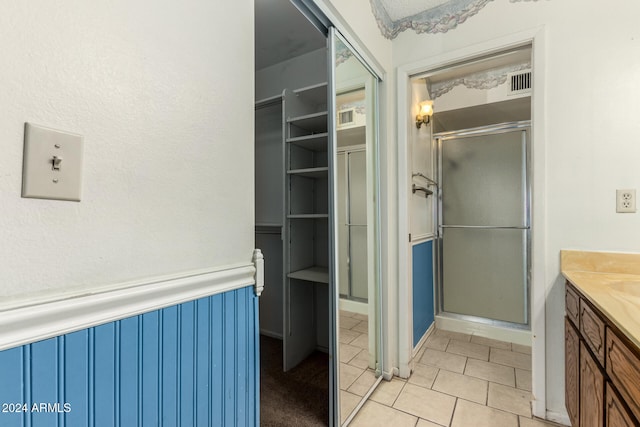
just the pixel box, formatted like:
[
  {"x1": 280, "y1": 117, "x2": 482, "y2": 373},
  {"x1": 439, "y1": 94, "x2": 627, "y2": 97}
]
[
  {"x1": 435, "y1": 315, "x2": 531, "y2": 345},
  {"x1": 0, "y1": 262, "x2": 257, "y2": 352},
  {"x1": 339, "y1": 298, "x2": 368, "y2": 315}
]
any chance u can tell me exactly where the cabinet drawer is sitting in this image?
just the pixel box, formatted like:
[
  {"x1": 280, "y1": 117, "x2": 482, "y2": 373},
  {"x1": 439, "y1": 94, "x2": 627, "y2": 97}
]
[
  {"x1": 566, "y1": 283, "x2": 580, "y2": 327},
  {"x1": 605, "y1": 382, "x2": 636, "y2": 427},
  {"x1": 581, "y1": 299, "x2": 606, "y2": 365},
  {"x1": 606, "y1": 330, "x2": 640, "y2": 422}
]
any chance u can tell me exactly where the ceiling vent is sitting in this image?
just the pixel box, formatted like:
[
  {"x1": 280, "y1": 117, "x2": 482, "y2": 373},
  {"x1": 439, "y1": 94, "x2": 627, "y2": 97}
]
[
  {"x1": 338, "y1": 108, "x2": 355, "y2": 126},
  {"x1": 507, "y1": 70, "x2": 532, "y2": 95}
]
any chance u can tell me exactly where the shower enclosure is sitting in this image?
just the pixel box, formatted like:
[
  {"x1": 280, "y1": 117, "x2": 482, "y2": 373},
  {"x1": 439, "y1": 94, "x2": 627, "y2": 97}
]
[
  {"x1": 338, "y1": 149, "x2": 368, "y2": 302},
  {"x1": 436, "y1": 122, "x2": 530, "y2": 327}
]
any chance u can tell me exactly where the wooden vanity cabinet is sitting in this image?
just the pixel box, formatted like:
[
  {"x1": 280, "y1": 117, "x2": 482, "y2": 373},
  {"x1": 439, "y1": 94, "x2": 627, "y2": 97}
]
[
  {"x1": 566, "y1": 318, "x2": 580, "y2": 427},
  {"x1": 565, "y1": 281, "x2": 640, "y2": 427}
]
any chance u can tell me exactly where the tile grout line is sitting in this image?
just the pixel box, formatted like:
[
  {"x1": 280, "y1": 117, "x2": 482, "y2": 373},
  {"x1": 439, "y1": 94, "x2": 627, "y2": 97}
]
[
  {"x1": 458, "y1": 397, "x2": 530, "y2": 421},
  {"x1": 484, "y1": 377, "x2": 489, "y2": 406},
  {"x1": 430, "y1": 368, "x2": 441, "y2": 389},
  {"x1": 386, "y1": 404, "x2": 448, "y2": 426},
  {"x1": 448, "y1": 397, "x2": 458, "y2": 427},
  {"x1": 384, "y1": 380, "x2": 442, "y2": 424},
  {"x1": 389, "y1": 378, "x2": 408, "y2": 408}
]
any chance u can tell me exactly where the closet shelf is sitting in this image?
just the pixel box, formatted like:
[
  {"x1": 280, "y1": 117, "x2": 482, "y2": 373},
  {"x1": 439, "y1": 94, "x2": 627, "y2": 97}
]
[
  {"x1": 255, "y1": 224, "x2": 282, "y2": 235},
  {"x1": 287, "y1": 112, "x2": 328, "y2": 133},
  {"x1": 286, "y1": 133, "x2": 328, "y2": 151},
  {"x1": 255, "y1": 93, "x2": 283, "y2": 108},
  {"x1": 287, "y1": 167, "x2": 328, "y2": 178},
  {"x1": 287, "y1": 266, "x2": 329, "y2": 284},
  {"x1": 293, "y1": 82, "x2": 328, "y2": 106},
  {"x1": 287, "y1": 214, "x2": 328, "y2": 219}
]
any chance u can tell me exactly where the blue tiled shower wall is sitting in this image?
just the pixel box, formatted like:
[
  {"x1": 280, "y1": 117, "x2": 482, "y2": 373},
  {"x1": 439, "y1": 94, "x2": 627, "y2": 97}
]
[
  {"x1": 412, "y1": 240, "x2": 435, "y2": 348},
  {"x1": 0, "y1": 285, "x2": 259, "y2": 427}
]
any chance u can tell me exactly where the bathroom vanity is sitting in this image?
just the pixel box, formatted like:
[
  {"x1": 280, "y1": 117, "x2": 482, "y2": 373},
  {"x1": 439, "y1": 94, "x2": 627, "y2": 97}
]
[{"x1": 562, "y1": 250, "x2": 640, "y2": 427}]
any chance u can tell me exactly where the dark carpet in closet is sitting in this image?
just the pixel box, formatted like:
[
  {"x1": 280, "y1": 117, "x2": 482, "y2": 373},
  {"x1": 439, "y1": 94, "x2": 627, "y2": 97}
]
[{"x1": 260, "y1": 335, "x2": 329, "y2": 426}]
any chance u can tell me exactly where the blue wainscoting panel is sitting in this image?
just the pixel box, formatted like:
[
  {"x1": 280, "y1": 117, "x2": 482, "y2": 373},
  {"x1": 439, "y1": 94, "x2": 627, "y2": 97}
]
[
  {"x1": 0, "y1": 285, "x2": 259, "y2": 427},
  {"x1": 413, "y1": 240, "x2": 435, "y2": 348}
]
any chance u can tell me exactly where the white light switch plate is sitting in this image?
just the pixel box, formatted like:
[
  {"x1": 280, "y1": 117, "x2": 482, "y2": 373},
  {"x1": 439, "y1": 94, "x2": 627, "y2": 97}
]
[{"x1": 22, "y1": 123, "x2": 84, "y2": 201}]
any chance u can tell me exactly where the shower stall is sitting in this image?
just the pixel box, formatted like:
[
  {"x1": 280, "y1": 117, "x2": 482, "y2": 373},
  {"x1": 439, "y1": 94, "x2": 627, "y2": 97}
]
[
  {"x1": 338, "y1": 149, "x2": 368, "y2": 303},
  {"x1": 436, "y1": 121, "x2": 530, "y2": 328}
]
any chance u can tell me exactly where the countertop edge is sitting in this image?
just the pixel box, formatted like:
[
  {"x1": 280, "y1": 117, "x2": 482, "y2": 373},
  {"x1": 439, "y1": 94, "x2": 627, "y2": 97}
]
[{"x1": 562, "y1": 270, "x2": 640, "y2": 351}]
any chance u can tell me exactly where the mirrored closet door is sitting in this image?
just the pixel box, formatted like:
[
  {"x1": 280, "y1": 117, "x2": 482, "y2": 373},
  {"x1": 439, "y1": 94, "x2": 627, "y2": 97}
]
[
  {"x1": 329, "y1": 29, "x2": 382, "y2": 426},
  {"x1": 254, "y1": 2, "x2": 383, "y2": 422}
]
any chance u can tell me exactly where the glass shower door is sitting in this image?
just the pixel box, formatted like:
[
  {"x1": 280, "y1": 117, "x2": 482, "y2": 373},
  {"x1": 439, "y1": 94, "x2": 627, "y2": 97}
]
[
  {"x1": 438, "y1": 125, "x2": 530, "y2": 325},
  {"x1": 338, "y1": 150, "x2": 368, "y2": 302}
]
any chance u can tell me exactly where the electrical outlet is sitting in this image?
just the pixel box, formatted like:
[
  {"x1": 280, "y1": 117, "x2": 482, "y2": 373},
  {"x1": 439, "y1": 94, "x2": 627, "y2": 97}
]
[{"x1": 616, "y1": 189, "x2": 636, "y2": 213}]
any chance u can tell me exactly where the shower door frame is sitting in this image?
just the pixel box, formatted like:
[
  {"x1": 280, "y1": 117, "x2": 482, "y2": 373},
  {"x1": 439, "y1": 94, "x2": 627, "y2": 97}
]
[
  {"x1": 337, "y1": 145, "x2": 369, "y2": 303},
  {"x1": 435, "y1": 121, "x2": 532, "y2": 330}
]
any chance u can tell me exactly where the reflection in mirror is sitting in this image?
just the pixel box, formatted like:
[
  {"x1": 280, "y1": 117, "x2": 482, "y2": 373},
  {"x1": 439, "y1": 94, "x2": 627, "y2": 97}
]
[{"x1": 333, "y1": 34, "x2": 381, "y2": 425}]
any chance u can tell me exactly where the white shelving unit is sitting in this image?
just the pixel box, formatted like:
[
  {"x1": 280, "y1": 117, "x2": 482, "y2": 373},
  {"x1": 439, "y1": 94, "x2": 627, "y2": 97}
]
[
  {"x1": 287, "y1": 266, "x2": 330, "y2": 284},
  {"x1": 283, "y1": 82, "x2": 331, "y2": 371},
  {"x1": 287, "y1": 214, "x2": 329, "y2": 219}
]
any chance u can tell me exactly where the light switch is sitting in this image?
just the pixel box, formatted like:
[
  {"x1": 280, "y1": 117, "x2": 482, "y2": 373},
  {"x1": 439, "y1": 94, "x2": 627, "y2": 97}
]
[{"x1": 22, "y1": 123, "x2": 84, "y2": 201}]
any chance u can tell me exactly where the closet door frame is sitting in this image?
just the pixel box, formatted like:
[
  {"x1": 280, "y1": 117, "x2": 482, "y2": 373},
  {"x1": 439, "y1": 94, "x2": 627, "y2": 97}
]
[
  {"x1": 288, "y1": 3, "x2": 385, "y2": 424},
  {"x1": 329, "y1": 26, "x2": 383, "y2": 426}
]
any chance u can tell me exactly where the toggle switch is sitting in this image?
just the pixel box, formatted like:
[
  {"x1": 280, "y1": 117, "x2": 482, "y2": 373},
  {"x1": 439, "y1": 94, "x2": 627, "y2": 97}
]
[
  {"x1": 52, "y1": 155, "x2": 62, "y2": 171},
  {"x1": 22, "y1": 123, "x2": 84, "y2": 201}
]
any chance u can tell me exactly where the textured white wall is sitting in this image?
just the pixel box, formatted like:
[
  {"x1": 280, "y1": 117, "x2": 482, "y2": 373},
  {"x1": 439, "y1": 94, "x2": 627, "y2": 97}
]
[
  {"x1": 393, "y1": 0, "x2": 640, "y2": 417},
  {"x1": 0, "y1": 1, "x2": 254, "y2": 306}
]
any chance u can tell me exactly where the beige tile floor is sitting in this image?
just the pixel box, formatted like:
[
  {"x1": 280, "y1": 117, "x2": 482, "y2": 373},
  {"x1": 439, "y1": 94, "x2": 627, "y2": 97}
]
[
  {"x1": 339, "y1": 310, "x2": 376, "y2": 423},
  {"x1": 348, "y1": 328, "x2": 565, "y2": 427}
]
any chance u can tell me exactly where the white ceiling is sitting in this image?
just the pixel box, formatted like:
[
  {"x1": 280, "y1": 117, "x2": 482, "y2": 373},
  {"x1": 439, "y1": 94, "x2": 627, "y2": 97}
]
[
  {"x1": 254, "y1": 0, "x2": 326, "y2": 71},
  {"x1": 378, "y1": 0, "x2": 452, "y2": 21}
]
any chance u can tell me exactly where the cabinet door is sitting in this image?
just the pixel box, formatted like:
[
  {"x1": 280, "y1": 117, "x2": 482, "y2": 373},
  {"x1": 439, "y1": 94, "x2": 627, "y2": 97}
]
[
  {"x1": 581, "y1": 341, "x2": 605, "y2": 427},
  {"x1": 605, "y1": 383, "x2": 636, "y2": 427},
  {"x1": 606, "y1": 329, "x2": 640, "y2": 422},
  {"x1": 566, "y1": 318, "x2": 580, "y2": 427}
]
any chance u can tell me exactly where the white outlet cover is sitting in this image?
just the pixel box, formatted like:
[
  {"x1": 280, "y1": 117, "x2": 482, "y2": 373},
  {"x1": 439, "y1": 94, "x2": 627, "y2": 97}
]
[
  {"x1": 616, "y1": 189, "x2": 636, "y2": 213},
  {"x1": 22, "y1": 123, "x2": 84, "y2": 202}
]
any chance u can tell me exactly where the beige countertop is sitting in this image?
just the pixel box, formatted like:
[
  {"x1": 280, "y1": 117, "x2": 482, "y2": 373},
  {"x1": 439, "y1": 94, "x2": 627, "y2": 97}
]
[{"x1": 561, "y1": 250, "x2": 640, "y2": 349}]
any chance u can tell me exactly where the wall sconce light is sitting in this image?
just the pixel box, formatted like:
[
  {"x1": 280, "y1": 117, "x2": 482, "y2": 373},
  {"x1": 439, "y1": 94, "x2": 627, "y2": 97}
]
[{"x1": 416, "y1": 100, "x2": 434, "y2": 129}]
